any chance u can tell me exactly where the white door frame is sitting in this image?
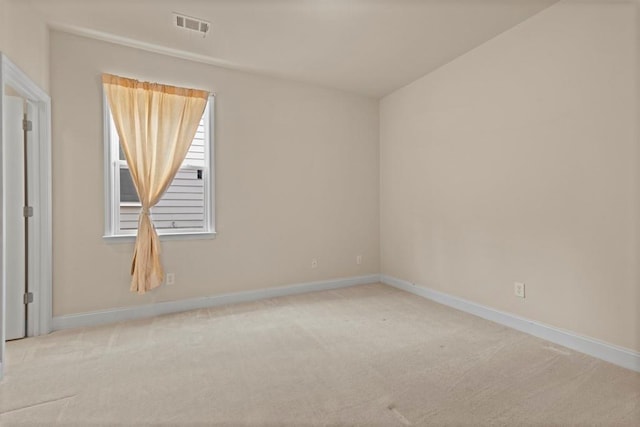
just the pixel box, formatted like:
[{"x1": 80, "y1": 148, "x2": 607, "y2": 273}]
[{"x1": 0, "y1": 53, "x2": 52, "y2": 379}]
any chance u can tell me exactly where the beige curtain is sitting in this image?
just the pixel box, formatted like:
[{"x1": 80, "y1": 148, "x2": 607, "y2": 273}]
[{"x1": 103, "y1": 74, "x2": 208, "y2": 294}]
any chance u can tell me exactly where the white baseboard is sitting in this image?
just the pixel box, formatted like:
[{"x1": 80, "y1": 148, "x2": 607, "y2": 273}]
[
  {"x1": 52, "y1": 274, "x2": 380, "y2": 331},
  {"x1": 381, "y1": 275, "x2": 640, "y2": 373}
]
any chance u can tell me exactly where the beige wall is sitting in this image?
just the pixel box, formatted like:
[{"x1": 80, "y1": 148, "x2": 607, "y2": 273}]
[
  {"x1": 0, "y1": 0, "x2": 49, "y2": 91},
  {"x1": 50, "y1": 31, "x2": 379, "y2": 316},
  {"x1": 380, "y1": 0, "x2": 639, "y2": 352},
  {"x1": 0, "y1": 0, "x2": 5, "y2": 48}
]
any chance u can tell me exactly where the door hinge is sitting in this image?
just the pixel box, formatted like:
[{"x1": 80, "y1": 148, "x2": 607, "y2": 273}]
[
  {"x1": 24, "y1": 292, "x2": 34, "y2": 305},
  {"x1": 23, "y1": 206, "x2": 33, "y2": 218},
  {"x1": 23, "y1": 119, "x2": 32, "y2": 132}
]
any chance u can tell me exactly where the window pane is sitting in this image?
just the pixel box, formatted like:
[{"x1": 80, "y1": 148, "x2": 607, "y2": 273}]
[
  {"x1": 119, "y1": 168, "x2": 206, "y2": 231},
  {"x1": 184, "y1": 119, "x2": 206, "y2": 166},
  {"x1": 119, "y1": 168, "x2": 139, "y2": 203},
  {"x1": 152, "y1": 168, "x2": 205, "y2": 230}
]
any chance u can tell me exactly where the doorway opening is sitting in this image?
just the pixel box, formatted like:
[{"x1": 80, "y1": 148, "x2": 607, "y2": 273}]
[{"x1": 0, "y1": 54, "x2": 52, "y2": 379}]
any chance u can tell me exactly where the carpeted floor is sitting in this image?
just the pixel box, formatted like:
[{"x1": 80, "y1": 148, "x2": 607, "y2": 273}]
[{"x1": 1, "y1": 283, "x2": 639, "y2": 426}]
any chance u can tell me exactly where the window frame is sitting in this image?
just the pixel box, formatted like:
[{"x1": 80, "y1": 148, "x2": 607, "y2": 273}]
[{"x1": 103, "y1": 93, "x2": 216, "y2": 241}]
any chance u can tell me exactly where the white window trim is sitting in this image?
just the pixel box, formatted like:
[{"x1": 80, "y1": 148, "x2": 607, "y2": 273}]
[{"x1": 103, "y1": 93, "x2": 216, "y2": 241}]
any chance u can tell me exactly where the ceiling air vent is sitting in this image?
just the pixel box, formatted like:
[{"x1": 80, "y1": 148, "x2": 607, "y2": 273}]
[{"x1": 174, "y1": 13, "x2": 210, "y2": 37}]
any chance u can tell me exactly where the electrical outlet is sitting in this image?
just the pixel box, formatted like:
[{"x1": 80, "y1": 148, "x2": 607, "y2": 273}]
[
  {"x1": 356, "y1": 255, "x2": 362, "y2": 265},
  {"x1": 514, "y1": 282, "x2": 525, "y2": 298},
  {"x1": 166, "y1": 273, "x2": 175, "y2": 285},
  {"x1": 311, "y1": 258, "x2": 318, "y2": 269}
]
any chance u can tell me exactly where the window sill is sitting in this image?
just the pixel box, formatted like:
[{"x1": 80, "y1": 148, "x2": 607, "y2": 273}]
[{"x1": 103, "y1": 231, "x2": 217, "y2": 243}]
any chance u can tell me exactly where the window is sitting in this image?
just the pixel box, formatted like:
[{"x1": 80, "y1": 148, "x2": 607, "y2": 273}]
[{"x1": 104, "y1": 95, "x2": 215, "y2": 238}]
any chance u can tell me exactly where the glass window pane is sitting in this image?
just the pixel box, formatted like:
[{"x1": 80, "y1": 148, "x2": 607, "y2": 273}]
[
  {"x1": 119, "y1": 168, "x2": 139, "y2": 203},
  {"x1": 153, "y1": 168, "x2": 205, "y2": 230}
]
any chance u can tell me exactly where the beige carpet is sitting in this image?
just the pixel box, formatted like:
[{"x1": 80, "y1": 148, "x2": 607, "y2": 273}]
[{"x1": 1, "y1": 283, "x2": 638, "y2": 426}]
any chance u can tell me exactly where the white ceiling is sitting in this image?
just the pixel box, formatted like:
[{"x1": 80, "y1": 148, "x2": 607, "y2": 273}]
[{"x1": 26, "y1": 0, "x2": 557, "y2": 97}]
